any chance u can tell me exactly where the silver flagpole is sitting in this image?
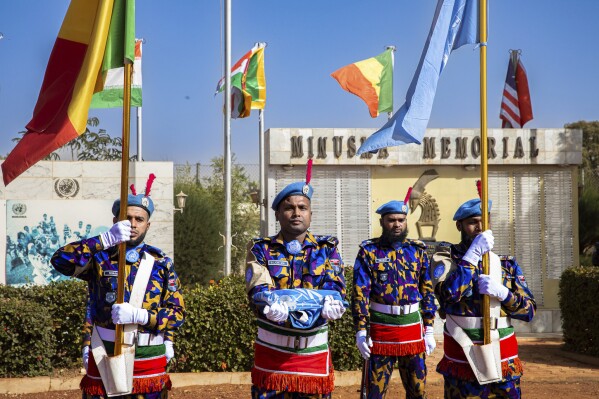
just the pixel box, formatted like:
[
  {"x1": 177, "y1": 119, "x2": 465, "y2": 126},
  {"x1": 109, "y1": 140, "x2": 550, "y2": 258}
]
[
  {"x1": 259, "y1": 108, "x2": 266, "y2": 236},
  {"x1": 224, "y1": 0, "x2": 232, "y2": 276},
  {"x1": 136, "y1": 106, "x2": 142, "y2": 161}
]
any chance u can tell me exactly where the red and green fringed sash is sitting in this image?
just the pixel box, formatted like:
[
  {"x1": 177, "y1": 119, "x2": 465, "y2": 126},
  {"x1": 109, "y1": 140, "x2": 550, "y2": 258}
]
[
  {"x1": 252, "y1": 320, "x2": 334, "y2": 394},
  {"x1": 438, "y1": 326, "x2": 523, "y2": 381},
  {"x1": 370, "y1": 309, "x2": 425, "y2": 356},
  {"x1": 81, "y1": 340, "x2": 171, "y2": 396}
]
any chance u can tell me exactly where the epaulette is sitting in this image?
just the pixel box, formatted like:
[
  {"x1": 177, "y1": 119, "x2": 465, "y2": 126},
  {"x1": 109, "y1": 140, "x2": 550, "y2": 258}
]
[
  {"x1": 407, "y1": 239, "x2": 426, "y2": 249},
  {"x1": 359, "y1": 238, "x2": 378, "y2": 248},
  {"x1": 315, "y1": 235, "x2": 339, "y2": 246},
  {"x1": 499, "y1": 254, "x2": 515, "y2": 261},
  {"x1": 144, "y1": 244, "x2": 166, "y2": 260}
]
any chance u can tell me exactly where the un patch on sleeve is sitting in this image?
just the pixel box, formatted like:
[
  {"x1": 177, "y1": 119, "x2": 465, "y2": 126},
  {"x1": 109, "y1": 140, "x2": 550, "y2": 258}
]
[
  {"x1": 434, "y1": 264, "x2": 446, "y2": 279},
  {"x1": 517, "y1": 275, "x2": 528, "y2": 287},
  {"x1": 167, "y1": 278, "x2": 178, "y2": 292}
]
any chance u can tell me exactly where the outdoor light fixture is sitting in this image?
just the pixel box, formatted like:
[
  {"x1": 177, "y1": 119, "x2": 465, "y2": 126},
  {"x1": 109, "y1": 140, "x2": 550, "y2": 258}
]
[
  {"x1": 174, "y1": 191, "x2": 188, "y2": 214},
  {"x1": 249, "y1": 190, "x2": 260, "y2": 207}
]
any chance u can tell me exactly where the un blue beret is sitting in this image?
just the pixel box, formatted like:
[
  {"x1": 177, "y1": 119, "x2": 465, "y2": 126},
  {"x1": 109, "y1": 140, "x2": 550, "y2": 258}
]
[
  {"x1": 376, "y1": 200, "x2": 409, "y2": 216},
  {"x1": 453, "y1": 198, "x2": 492, "y2": 221},
  {"x1": 272, "y1": 182, "x2": 313, "y2": 210},
  {"x1": 112, "y1": 194, "x2": 155, "y2": 218}
]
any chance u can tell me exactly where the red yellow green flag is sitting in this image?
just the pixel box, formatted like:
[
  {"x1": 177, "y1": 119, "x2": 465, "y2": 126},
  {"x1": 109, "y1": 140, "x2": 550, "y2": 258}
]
[
  {"x1": 331, "y1": 48, "x2": 393, "y2": 118},
  {"x1": 215, "y1": 43, "x2": 266, "y2": 118},
  {"x1": 1, "y1": 0, "x2": 135, "y2": 185}
]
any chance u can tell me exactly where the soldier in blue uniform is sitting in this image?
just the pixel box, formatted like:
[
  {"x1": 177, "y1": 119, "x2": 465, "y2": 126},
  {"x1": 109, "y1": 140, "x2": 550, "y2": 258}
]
[
  {"x1": 245, "y1": 166, "x2": 347, "y2": 399},
  {"x1": 51, "y1": 175, "x2": 185, "y2": 399},
  {"x1": 432, "y1": 198, "x2": 536, "y2": 399},
  {"x1": 352, "y1": 193, "x2": 437, "y2": 399}
]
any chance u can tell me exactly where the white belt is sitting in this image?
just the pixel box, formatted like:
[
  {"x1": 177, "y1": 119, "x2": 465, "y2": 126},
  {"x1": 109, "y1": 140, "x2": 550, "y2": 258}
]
[
  {"x1": 257, "y1": 327, "x2": 328, "y2": 350},
  {"x1": 370, "y1": 302, "x2": 420, "y2": 316},
  {"x1": 448, "y1": 316, "x2": 512, "y2": 330},
  {"x1": 95, "y1": 325, "x2": 164, "y2": 347}
]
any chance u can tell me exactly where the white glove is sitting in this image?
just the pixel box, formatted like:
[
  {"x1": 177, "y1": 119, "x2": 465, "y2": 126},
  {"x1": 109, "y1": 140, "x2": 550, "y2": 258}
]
[
  {"x1": 478, "y1": 274, "x2": 510, "y2": 301},
  {"x1": 356, "y1": 330, "x2": 373, "y2": 360},
  {"x1": 165, "y1": 340, "x2": 174, "y2": 362},
  {"x1": 321, "y1": 295, "x2": 346, "y2": 320},
  {"x1": 463, "y1": 230, "x2": 494, "y2": 265},
  {"x1": 100, "y1": 220, "x2": 131, "y2": 249},
  {"x1": 111, "y1": 303, "x2": 149, "y2": 325},
  {"x1": 82, "y1": 346, "x2": 90, "y2": 372},
  {"x1": 424, "y1": 326, "x2": 436, "y2": 355},
  {"x1": 263, "y1": 302, "x2": 289, "y2": 323}
]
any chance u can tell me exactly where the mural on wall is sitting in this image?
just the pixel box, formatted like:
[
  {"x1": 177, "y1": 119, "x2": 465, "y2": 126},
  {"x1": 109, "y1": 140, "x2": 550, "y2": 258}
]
[
  {"x1": 5, "y1": 200, "x2": 112, "y2": 286},
  {"x1": 409, "y1": 169, "x2": 440, "y2": 241}
]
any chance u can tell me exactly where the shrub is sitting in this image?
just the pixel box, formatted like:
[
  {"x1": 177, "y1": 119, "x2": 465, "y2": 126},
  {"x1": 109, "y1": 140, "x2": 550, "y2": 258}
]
[
  {"x1": 559, "y1": 266, "x2": 599, "y2": 357},
  {"x1": 0, "y1": 297, "x2": 55, "y2": 376}
]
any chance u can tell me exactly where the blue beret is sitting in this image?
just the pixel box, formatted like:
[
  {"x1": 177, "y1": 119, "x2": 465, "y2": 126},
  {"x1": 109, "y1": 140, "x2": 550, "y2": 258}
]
[
  {"x1": 453, "y1": 198, "x2": 492, "y2": 221},
  {"x1": 272, "y1": 182, "x2": 313, "y2": 210},
  {"x1": 376, "y1": 200, "x2": 409, "y2": 216},
  {"x1": 112, "y1": 194, "x2": 155, "y2": 218}
]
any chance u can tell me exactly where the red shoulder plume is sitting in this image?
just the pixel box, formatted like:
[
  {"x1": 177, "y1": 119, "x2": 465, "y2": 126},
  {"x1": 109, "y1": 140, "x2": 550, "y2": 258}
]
[
  {"x1": 130, "y1": 184, "x2": 137, "y2": 196},
  {"x1": 305, "y1": 158, "x2": 313, "y2": 185},
  {"x1": 404, "y1": 187, "x2": 413, "y2": 205},
  {"x1": 145, "y1": 173, "x2": 156, "y2": 196},
  {"x1": 476, "y1": 180, "x2": 482, "y2": 199}
]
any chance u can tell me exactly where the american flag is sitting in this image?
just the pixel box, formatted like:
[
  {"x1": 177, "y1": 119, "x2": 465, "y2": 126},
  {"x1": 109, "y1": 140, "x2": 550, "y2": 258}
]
[{"x1": 500, "y1": 52, "x2": 533, "y2": 128}]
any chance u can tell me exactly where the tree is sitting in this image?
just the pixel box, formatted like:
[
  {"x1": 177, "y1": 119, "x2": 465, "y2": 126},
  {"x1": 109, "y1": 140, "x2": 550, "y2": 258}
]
[
  {"x1": 565, "y1": 120, "x2": 599, "y2": 172},
  {"x1": 173, "y1": 157, "x2": 259, "y2": 285}
]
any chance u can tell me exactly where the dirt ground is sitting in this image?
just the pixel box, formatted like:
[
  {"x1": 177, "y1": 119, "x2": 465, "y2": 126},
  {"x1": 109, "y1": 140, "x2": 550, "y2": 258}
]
[{"x1": 2, "y1": 338, "x2": 599, "y2": 399}]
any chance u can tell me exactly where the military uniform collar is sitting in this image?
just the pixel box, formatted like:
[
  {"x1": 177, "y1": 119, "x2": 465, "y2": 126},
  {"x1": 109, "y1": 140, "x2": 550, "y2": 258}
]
[
  {"x1": 272, "y1": 231, "x2": 317, "y2": 248},
  {"x1": 376, "y1": 236, "x2": 409, "y2": 249}
]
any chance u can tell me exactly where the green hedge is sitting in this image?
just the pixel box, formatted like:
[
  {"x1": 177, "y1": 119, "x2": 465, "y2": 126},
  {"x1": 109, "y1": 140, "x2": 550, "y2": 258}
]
[
  {"x1": 559, "y1": 266, "x2": 599, "y2": 357},
  {"x1": 0, "y1": 269, "x2": 363, "y2": 377}
]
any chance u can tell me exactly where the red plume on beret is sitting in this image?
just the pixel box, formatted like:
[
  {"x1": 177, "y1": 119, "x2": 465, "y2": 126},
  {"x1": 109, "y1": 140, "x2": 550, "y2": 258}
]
[
  {"x1": 476, "y1": 180, "x2": 482, "y2": 199},
  {"x1": 404, "y1": 187, "x2": 413, "y2": 205},
  {"x1": 305, "y1": 158, "x2": 313, "y2": 185},
  {"x1": 145, "y1": 173, "x2": 156, "y2": 196},
  {"x1": 130, "y1": 184, "x2": 137, "y2": 195}
]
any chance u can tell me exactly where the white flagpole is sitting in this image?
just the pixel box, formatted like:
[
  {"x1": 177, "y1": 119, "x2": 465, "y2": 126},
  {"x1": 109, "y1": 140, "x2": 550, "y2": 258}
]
[
  {"x1": 136, "y1": 106, "x2": 142, "y2": 161},
  {"x1": 224, "y1": 0, "x2": 232, "y2": 276},
  {"x1": 259, "y1": 108, "x2": 266, "y2": 236}
]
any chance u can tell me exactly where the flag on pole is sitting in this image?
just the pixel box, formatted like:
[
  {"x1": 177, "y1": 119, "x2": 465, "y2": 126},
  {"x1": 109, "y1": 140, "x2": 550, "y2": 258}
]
[
  {"x1": 1, "y1": 0, "x2": 135, "y2": 186},
  {"x1": 215, "y1": 43, "x2": 266, "y2": 118},
  {"x1": 500, "y1": 51, "x2": 532, "y2": 128},
  {"x1": 357, "y1": 0, "x2": 479, "y2": 155},
  {"x1": 331, "y1": 48, "x2": 393, "y2": 118},
  {"x1": 90, "y1": 38, "x2": 142, "y2": 108}
]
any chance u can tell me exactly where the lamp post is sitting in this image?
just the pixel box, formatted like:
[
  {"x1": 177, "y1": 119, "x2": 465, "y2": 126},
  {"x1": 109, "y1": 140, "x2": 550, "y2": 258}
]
[{"x1": 174, "y1": 191, "x2": 188, "y2": 214}]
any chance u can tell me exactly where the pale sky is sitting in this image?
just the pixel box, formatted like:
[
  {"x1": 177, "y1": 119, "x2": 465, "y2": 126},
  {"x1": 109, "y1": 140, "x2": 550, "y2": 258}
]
[{"x1": 1, "y1": 1, "x2": 598, "y2": 164}]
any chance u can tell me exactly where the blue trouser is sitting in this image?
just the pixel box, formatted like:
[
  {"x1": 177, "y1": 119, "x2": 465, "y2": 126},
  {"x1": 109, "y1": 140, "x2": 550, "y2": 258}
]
[
  {"x1": 443, "y1": 375, "x2": 521, "y2": 399},
  {"x1": 368, "y1": 352, "x2": 427, "y2": 399}
]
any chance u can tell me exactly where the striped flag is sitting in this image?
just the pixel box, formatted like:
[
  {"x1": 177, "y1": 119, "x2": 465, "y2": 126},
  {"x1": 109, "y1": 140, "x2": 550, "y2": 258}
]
[
  {"x1": 500, "y1": 52, "x2": 533, "y2": 128},
  {"x1": 215, "y1": 43, "x2": 266, "y2": 118},
  {"x1": 331, "y1": 48, "x2": 393, "y2": 118},
  {"x1": 90, "y1": 38, "x2": 142, "y2": 108},
  {"x1": 1, "y1": 0, "x2": 134, "y2": 185}
]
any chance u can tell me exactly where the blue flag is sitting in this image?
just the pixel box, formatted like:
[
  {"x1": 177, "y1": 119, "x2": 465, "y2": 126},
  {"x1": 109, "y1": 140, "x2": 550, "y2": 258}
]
[{"x1": 357, "y1": 0, "x2": 479, "y2": 154}]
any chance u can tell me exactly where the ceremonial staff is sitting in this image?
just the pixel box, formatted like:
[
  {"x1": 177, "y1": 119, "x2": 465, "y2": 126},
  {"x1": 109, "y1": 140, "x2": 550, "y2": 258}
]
[{"x1": 478, "y1": 0, "x2": 491, "y2": 345}]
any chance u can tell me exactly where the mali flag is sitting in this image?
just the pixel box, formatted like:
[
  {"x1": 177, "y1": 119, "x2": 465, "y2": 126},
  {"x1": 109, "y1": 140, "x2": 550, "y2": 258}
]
[
  {"x1": 331, "y1": 48, "x2": 393, "y2": 118},
  {"x1": 1, "y1": 0, "x2": 135, "y2": 186}
]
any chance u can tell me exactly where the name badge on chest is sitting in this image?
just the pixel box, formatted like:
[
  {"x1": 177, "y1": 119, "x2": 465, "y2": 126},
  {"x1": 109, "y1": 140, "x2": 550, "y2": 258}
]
[
  {"x1": 268, "y1": 260, "x2": 289, "y2": 267},
  {"x1": 375, "y1": 257, "x2": 391, "y2": 264},
  {"x1": 103, "y1": 270, "x2": 118, "y2": 277}
]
